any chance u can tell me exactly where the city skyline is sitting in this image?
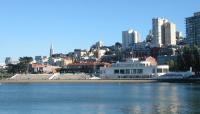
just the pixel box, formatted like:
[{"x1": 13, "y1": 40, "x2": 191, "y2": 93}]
[{"x1": 0, "y1": 0, "x2": 199, "y2": 63}]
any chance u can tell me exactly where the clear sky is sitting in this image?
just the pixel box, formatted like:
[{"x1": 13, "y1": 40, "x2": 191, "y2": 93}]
[{"x1": 0, "y1": 0, "x2": 199, "y2": 63}]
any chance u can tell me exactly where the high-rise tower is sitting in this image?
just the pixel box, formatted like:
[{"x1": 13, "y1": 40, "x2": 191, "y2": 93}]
[
  {"x1": 152, "y1": 18, "x2": 176, "y2": 47},
  {"x1": 186, "y1": 12, "x2": 200, "y2": 47},
  {"x1": 122, "y1": 29, "x2": 140, "y2": 51},
  {"x1": 50, "y1": 43, "x2": 54, "y2": 57}
]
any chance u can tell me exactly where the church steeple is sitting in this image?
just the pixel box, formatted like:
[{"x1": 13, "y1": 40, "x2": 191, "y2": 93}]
[{"x1": 50, "y1": 43, "x2": 54, "y2": 57}]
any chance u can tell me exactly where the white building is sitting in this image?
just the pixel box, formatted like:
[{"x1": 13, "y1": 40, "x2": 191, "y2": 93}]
[
  {"x1": 152, "y1": 18, "x2": 168, "y2": 47},
  {"x1": 152, "y1": 18, "x2": 176, "y2": 47},
  {"x1": 35, "y1": 56, "x2": 49, "y2": 64},
  {"x1": 0, "y1": 63, "x2": 6, "y2": 69},
  {"x1": 176, "y1": 31, "x2": 183, "y2": 39},
  {"x1": 74, "y1": 49, "x2": 87, "y2": 58},
  {"x1": 122, "y1": 29, "x2": 140, "y2": 51},
  {"x1": 96, "y1": 41, "x2": 103, "y2": 48},
  {"x1": 100, "y1": 58, "x2": 169, "y2": 79},
  {"x1": 164, "y1": 22, "x2": 176, "y2": 46},
  {"x1": 96, "y1": 49, "x2": 106, "y2": 59}
]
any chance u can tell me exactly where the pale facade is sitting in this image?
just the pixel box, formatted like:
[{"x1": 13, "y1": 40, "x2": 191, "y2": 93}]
[
  {"x1": 152, "y1": 18, "x2": 168, "y2": 47},
  {"x1": 100, "y1": 58, "x2": 169, "y2": 79},
  {"x1": 164, "y1": 22, "x2": 176, "y2": 46},
  {"x1": 152, "y1": 18, "x2": 176, "y2": 47},
  {"x1": 122, "y1": 29, "x2": 140, "y2": 51}
]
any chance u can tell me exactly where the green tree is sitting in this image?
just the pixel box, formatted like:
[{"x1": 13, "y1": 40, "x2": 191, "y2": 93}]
[
  {"x1": 175, "y1": 45, "x2": 200, "y2": 73},
  {"x1": 7, "y1": 64, "x2": 20, "y2": 74},
  {"x1": 19, "y1": 57, "x2": 33, "y2": 64},
  {"x1": 191, "y1": 45, "x2": 200, "y2": 73},
  {"x1": 167, "y1": 60, "x2": 176, "y2": 71},
  {"x1": 19, "y1": 57, "x2": 33, "y2": 73}
]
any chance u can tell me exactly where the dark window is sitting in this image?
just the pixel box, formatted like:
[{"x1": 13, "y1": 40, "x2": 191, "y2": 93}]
[
  {"x1": 131, "y1": 69, "x2": 136, "y2": 74},
  {"x1": 152, "y1": 69, "x2": 155, "y2": 73},
  {"x1": 157, "y1": 68, "x2": 162, "y2": 73},
  {"x1": 120, "y1": 69, "x2": 125, "y2": 74},
  {"x1": 126, "y1": 69, "x2": 130, "y2": 74},
  {"x1": 137, "y1": 69, "x2": 143, "y2": 74},
  {"x1": 163, "y1": 69, "x2": 168, "y2": 73},
  {"x1": 114, "y1": 69, "x2": 119, "y2": 74}
]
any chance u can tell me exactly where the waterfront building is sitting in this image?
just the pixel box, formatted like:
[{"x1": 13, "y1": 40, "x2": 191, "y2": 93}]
[
  {"x1": 61, "y1": 62, "x2": 111, "y2": 74},
  {"x1": 152, "y1": 18, "x2": 176, "y2": 47},
  {"x1": 186, "y1": 12, "x2": 200, "y2": 47},
  {"x1": 30, "y1": 63, "x2": 60, "y2": 74},
  {"x1": 122, "y1": 29, "x2": 140, "y2": 51},
  {"x1": 100, "y1": 57, "x2": 169, "y2": 79}
]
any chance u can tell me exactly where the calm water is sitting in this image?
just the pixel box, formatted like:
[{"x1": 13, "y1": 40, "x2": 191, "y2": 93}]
[{"x1": 0, "y1": 82, "x2": 200, "y2": 114}]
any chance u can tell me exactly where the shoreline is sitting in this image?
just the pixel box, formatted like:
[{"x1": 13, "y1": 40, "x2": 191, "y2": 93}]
[{"x1": 0, "y1": 79, "x2": 156, "y2": 83}]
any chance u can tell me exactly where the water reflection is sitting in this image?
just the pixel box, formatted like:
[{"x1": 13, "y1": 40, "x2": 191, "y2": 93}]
[
  {"x1": 118, "y1": 83, "x2": 200, "y2": 114},
  {"x1": 0, "y1": 83, "x2": 200, "y2": 114}
]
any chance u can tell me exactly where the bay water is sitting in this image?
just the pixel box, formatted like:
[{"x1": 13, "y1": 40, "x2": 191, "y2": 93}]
[{"x1": 0, "y1": 82, "x2": 200, "y2": 114}]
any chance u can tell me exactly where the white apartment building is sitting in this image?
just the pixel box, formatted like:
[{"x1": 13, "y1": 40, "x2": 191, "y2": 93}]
[
  {"x1": 164, "y1": 22, "x2": 176, "y2": 46},
  {"x1": 122, "y1": 29, "x2": 140, "y2": 51},
  {"x1": 152, "y1": 18, "x2": 176, "y2": 47}
]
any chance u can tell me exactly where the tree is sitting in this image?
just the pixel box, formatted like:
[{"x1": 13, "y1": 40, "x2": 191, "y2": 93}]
[
  {"x1": 6, "y1": 57, "x2": 33, "y2": 74},
  {"x1": 19, "y1": 57, "x2": 33, "y2": 64},
  {"x1": 7, "y1": 64, "x2": 19, "y2": 74},
  {"x1": 167, "y1": 60, "x2": 177, "y2": 71},
  {"x1": 175, "y1": 45, "x2": 200, "y2": 73},
  {"x1": 18, "y1": 57, "x2": 33, "y2": 73},
  {"x1": 191, "y1": 45, "x2": 200, "y2": 73}
]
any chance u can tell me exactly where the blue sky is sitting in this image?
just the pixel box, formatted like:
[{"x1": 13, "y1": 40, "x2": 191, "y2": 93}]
[{"x1": 0, "y1": 0, "x2": 199, "y2": 63}]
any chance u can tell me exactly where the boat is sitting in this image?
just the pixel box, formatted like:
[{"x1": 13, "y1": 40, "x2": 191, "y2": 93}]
[
  {"x1": 155, "y1": 71, "x2": 194, "y2": 79},
  {"x1": 89, "y1": 76, "x2": 101, "y2": 80},
  {"x1": 155, "y1": 67, "x2": 199, "y2": 82}
]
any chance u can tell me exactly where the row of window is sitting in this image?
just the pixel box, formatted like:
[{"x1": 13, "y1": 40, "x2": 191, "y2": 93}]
[
  {"x1": 118, "y1": 75, "x2": 153, "y2": 78},
  {"x1": 113, "y1": 63, "x2": 148, "y2": 67},
  {"x1": 114, "y1": 69, "x2": 143, "y2": 74},
  {"x1": 114, "y1": 68, "x2": 168, "y2": 74},
  {"x1": 157, "y1": 68, "x2": 169, "y2": 73}
]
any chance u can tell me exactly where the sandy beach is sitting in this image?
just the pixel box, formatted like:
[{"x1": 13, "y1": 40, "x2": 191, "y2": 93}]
[{"x1": 0, "y1": 79, "x2": 156, "y2": 83}]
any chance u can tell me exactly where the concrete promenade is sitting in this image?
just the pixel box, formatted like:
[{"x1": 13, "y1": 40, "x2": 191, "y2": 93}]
[{"x1": 0, "y1": 79, "x2": 156, "y2": 83}]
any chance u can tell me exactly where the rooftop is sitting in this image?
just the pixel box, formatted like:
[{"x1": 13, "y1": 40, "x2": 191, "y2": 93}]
[{"x1": 194, "y1": 12, "x2": 200, "y2": 16}]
